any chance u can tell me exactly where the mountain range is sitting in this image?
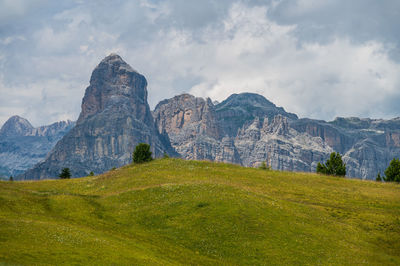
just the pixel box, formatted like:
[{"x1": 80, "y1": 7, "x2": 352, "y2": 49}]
[
  {"x1": 1, "y1": 54, "x2": 399, "y2": 180},
  {"x1": 0, "y1": 116, "x2": 74, "y2": 178}
]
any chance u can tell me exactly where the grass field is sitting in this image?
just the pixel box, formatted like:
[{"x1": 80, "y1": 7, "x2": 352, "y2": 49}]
[{"x1": 0, "y1": 158, "x2": 399, "y2": 265}]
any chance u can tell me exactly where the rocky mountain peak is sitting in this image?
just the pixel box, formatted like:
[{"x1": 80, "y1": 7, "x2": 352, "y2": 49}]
[
  {"x1": 215, "y1": 92, "x2": 297, "y2": 137},
  {"x1": 152, "y1": 93, "x2": 241, "y2": 164},
  {"x1": 78, "y1": 53, "x2": 147, "y2": 123},
  {"x1": 22, "y1": 55, "x2": 173, "y2": 179},
  {"x1": 153, "y1": 93, "x2": 221, "y2": 140},
  {"x1": 218, "y1": 93, "x2": 276, "y2": 108},
  {"x1": 0, "y1": 115, "x2": 34, "y2": 137},
  {"x1": 99, "y1": 53, "x2": 136, "y2": 72}
]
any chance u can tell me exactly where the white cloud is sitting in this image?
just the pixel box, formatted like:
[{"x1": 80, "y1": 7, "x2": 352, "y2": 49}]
[
  {"x1": 1, "y1": 0, "x2": 400, "y2": 127},
  {"x1": 0, "y1": 0, "x2": 47, "y2": 23},
  {"x1": 118, "y1": 3, "x2": 400, "y2": 120}
]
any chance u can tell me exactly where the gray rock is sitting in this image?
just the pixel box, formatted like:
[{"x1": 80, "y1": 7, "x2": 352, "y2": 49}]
[
  {"x1": 21, "y1": 54, "x2": 175, "y2": 180},
  {"x1": 155, "y1": 93, "x2": 400, "y2": 180},
  {"x1": 215, "y1": 92, "x2": 298, "y2": 137},
  {"x1": 0, "y1": 118, "x2": 74, "y2": 177},
  {"x1": 153, "y1": 94, "x2": 241, "y2": 164},
  {"x1": 12, "y1": 55, "x2": 400, "y2": 181},
  {"x1": 0, "y1": 116, "x2": 34, "y2": 137}
]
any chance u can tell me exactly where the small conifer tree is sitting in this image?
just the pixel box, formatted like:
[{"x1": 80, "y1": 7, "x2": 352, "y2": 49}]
[
  {"x1": 9, "y1": 176, "x2": 13, "y2": 181},
  {"x1": 59, "y1": 168, "x2": 71, "y2": 179},
  {"x1": 259, "y1": 161, "x2": 270, "y2": 170},
  {"x1": 376, "y1": 173, "x2": 382, "y2": 182},
  {"x1": 89, "y1": 171, "x2": 94, "y2": 176},
  {"x1": 384, "y1": 158, "x2": 400, "y2": 183},
  {"x1": 316, "y1": 152, "x2": 346, "y2": 177},
  {"x1": 133, "y1": 143, "x2": 153, "y2": 163}
]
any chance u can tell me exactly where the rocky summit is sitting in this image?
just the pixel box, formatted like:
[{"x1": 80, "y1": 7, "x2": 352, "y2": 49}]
[
  {"x1": 154, "y1": 92, "x2": 400, "y2": 180},
  {"x1": 0, "y1": 116, "x2": 74, "y2": 178},
  {"x1": 6, "y1": 54, "x2": 399, "y2": 180},
  {"x1": 153, "y1": 94, "x2": 241, "y2": 164},
  {"x1": 21, "y1": 54, "x2": 175, "y2": 179}
]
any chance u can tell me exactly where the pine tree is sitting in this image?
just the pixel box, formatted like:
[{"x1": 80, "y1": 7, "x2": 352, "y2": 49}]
[
  {"x1": 316, "y1": 152, "x2": 346, "y2": 177},
  {"x1": 59, "y1": 168, "x2": 71, "y2": 179},
  {"x1": 384, "y1": 158, "x2": 400, "y2": 183},
  {"x1": 132, "y1": 143, "x2": 153, "y2": 164},
  {"x1": 9, "y1": 176, "x2": 13, "y2": 181}
]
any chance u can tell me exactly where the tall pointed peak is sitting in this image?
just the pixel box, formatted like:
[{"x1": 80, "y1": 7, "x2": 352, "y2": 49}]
[
  {"x1": 78, "y1": 54, "x2": 148, "y2": 123},
  {"x1": 97, "y1": 53, "x2": 136, "y2": 73}
]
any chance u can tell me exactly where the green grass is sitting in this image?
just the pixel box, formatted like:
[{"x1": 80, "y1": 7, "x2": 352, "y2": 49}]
[{"x1": 0, "y1": 158, "x2": 399, "y2": 265}]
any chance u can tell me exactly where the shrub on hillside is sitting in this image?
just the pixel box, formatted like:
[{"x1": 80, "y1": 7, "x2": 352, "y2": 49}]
[
  {"x1": 59, "y1": 168, "x2": 71, "y2": 179},
  {"x1": 259, "y1": 161, "x2": 271, "y2": 170},
  {"x1": 133, "y1": 143, "x2": 153, "y2": 164},
  {"x1": 383, "y1": 158, "x2": 400, "y2": 183},
  {"x1": 316, "y1": 152, "x2": 346, "y2": 177}
]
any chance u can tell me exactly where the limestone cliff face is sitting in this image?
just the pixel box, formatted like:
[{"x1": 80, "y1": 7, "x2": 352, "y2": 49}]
[
  {"x1": 22, "y1": 54, "x2": 174, "y2": 179},
  {"x1": 234, "y1": 115, "x2": 333, "y2": 171},
  {"x1": 289, "y1": 117, "x2": 400, "y2": 179},
  {"x1": 153, "y1": 94, "x2": 241, "y2": 164},
  {"x1": 77, "y1": 54, "x2": 150, "y2": 124},
  {"x1": 290, "y1": 119, "x2": 354, "y2": 154},
  {"x1": 215, "y1": 93, "x2": 298, "y2": 137},
  {"x1": 154, "y1": 93, "x2": 400, "y2": 180},
  {"x1": 0, "y1": 117, "x2": 74, "y2": 178}
]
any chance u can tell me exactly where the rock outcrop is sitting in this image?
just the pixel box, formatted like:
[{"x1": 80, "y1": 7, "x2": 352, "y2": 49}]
[
  {"x1": 155, "y1": 93, "x2": 400, "y2": 180},
  {"x1": 0, "y1": 117, "x2": 74, "y2": 178},
  {"x1": 153, "y1": 94, "x2": 241, "y2": 164},
  {"x1": 215, "y1": 93, "x2": 298, "y2": 137},
  {"x1": 22, "y1": 54, "x2": 175, "y2": 179},
  {"x1": 234, "y1": 115, "x2": 332, "y2": 170}
]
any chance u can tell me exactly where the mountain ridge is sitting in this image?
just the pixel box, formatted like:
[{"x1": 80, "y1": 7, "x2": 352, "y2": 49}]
[
  {"x1": 0, "y1": 117, "x2": 75, "y2": 177},
  {"x1": 1, "y1": 54, "x2": 399, "y2": 180}
]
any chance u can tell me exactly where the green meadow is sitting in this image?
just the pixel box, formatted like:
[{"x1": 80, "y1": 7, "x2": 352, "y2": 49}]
[{"x1": 0, "y1": 158, "x2": 399, "y2": 265}]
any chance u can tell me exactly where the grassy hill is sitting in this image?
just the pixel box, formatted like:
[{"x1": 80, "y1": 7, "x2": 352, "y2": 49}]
[{"x1": 0, "y1": 159, "x2": 399, "y2": 265}]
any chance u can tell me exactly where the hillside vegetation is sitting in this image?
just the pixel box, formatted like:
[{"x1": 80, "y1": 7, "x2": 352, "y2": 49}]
[{"x1": 0, "y1": 159, "x2": 399, "y2": 265}]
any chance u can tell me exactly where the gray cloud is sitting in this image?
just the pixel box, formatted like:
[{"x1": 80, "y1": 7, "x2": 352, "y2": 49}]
[{"x1": 0, "y1": 0, "x2": 399, "y2": 127}]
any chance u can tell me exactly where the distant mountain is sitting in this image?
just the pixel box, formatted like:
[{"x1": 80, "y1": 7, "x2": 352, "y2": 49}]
[
  {"x1": 14, "y1": 54, "x2": 400, "y2": 180},
  {"x1": 153, "y1": 94, "x2": 241, "y2": 164},
  {"x1": 215, "y1": 93, "x2": 298, "y2": 137},
  {"x1": 0, "y1": 116, "x2": 74, "y2": 177},
  {"x1": 155, "y1": 92, "x2": 400, "y2": 180},
  {"x1": 22, "y1": 54, "x2": 175, "y2": 180},
  {"x1": 0, "y1": 116, "x2": 34, "y2": 137}
]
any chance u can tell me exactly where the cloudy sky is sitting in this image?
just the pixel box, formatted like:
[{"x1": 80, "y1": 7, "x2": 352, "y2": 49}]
[{"x1": 0, "y1": 0, "x2": 399, "y2": 127}]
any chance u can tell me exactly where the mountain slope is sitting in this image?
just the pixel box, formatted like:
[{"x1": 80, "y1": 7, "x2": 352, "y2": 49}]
[
  {"x1": 154, "y1": 92, "x2": 400, "y2": 180},
  {"x1": 22, "y1": 54, "x2": 175, "y2": 179},
  {"x1": 153, "y1": 94, "x2": 241, "y2": 164},
  {"x1": 215, "y1": 92, "x2": 298, "y2": 137},
  {"x1": 1, "y1": 159, "x2": 399, "y2": 265},
  {"x1": 0, "y1": 117, "x2": 75, "y2": 178}
]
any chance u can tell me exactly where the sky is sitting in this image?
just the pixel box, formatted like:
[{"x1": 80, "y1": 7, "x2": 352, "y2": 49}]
[{"x1": 0, "y1": 0, "x2": 399, "y2": 127}]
